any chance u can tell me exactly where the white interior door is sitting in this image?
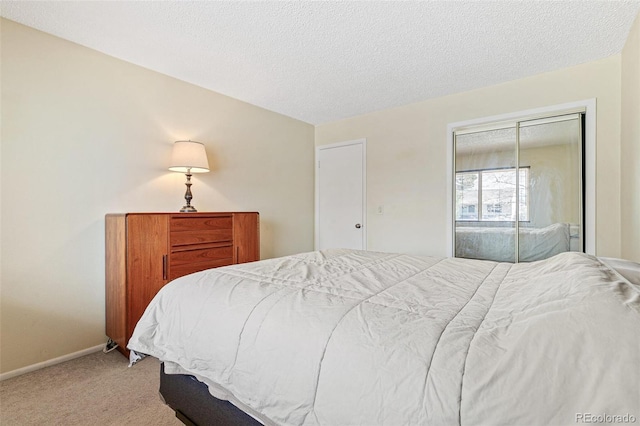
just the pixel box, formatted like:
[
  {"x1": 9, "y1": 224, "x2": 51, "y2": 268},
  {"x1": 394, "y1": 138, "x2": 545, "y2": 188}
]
[{"x1": 316, "y1": 140, "x2": 366, "y2": 250}]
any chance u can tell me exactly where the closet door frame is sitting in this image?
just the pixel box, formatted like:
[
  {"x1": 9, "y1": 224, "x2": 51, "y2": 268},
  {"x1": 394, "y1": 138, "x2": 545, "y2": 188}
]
[{"x1": 446, "y1": 99, "x2": 596, "y2": 258}]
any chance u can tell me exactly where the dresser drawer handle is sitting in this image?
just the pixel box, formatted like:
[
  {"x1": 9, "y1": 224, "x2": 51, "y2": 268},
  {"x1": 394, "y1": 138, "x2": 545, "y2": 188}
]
[{"x1": 162, "y1": 255, "x2": 168, "y2": 280}]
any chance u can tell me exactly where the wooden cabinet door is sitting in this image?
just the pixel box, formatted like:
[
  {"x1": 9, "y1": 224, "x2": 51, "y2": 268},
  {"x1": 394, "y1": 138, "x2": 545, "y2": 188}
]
[
  {"x1": 233, "y1": 213, "x2": 260, "y2": 263},
  {"x1": 126, "y1": 214, "x2": 169, "y2": 339}
]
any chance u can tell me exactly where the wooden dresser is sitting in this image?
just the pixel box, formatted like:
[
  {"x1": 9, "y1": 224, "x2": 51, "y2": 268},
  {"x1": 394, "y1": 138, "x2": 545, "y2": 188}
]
[{"x1": 105, "y1": 212, "x2": 259, "y2": 357}]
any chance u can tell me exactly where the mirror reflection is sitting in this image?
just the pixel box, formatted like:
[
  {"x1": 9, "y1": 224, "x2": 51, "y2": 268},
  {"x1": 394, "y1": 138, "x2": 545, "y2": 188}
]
[{"x1": 454, "y1": 114, "x2": 583, "y2": 262}]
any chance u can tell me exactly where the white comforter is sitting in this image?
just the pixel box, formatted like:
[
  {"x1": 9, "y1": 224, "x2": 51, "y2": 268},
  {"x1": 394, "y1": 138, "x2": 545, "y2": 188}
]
[{"x1": 128, "y1": 249, "x2": 640, "y2": 426}]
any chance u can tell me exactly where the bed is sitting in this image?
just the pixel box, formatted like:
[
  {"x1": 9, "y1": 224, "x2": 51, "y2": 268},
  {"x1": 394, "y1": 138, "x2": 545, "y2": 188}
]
[
  {"x1": 128, "y1": 249, "x2": 640, "y2": 425},
  {"x1": 455, "y1": 222, "x2": 578, "y2": 262}
]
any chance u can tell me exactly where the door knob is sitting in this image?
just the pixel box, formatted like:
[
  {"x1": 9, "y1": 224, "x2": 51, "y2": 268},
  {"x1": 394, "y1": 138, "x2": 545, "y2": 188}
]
[{"x1": 355, "y1": 224, "x2": 362, "y2": 229}]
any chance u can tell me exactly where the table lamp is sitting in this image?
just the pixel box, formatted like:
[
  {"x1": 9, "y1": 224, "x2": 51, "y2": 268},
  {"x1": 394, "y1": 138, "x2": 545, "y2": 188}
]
[{"x1": 169, "y1": 140, "x2": 210, "y2": 212}]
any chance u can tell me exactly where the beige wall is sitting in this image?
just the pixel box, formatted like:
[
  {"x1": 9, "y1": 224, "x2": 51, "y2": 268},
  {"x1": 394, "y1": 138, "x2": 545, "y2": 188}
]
[
  {"x1": 621, "y1": 13, "x2": 640, "y2": 262},
  {"x1": 0, "y1": 19, "x2": 315, "y2": 374},
  {"x1": 316, "y1": 56, "x2": 622, "y2": 258}
]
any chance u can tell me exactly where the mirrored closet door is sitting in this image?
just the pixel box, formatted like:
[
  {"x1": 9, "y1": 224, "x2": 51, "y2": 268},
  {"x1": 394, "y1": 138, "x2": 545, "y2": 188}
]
[{"x1": 453, "y1": 113, "x2": 584, "y2": 262}]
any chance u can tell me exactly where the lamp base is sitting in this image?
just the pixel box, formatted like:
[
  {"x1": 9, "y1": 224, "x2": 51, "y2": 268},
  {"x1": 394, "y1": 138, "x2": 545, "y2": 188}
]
[{"x1": 179, "y1": 171, "x2": 198, "y2": 213}]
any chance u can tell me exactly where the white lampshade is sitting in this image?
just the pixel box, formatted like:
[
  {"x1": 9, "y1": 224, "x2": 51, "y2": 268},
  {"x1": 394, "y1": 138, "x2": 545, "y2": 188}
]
[{"x1": 169, "y1": 140, "x2": 210, "y2": 173}]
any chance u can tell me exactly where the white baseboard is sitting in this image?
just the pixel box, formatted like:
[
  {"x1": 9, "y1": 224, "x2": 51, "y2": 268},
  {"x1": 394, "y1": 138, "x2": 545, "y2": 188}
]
[{"x1": 0, "y1": 344, "x2": 104, "y2": 381}]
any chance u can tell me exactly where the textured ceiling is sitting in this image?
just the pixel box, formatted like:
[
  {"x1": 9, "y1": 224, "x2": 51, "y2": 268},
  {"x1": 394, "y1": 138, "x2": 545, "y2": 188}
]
[{"x1": 2, "y1": 1, "x2": 639, "y2": 124}]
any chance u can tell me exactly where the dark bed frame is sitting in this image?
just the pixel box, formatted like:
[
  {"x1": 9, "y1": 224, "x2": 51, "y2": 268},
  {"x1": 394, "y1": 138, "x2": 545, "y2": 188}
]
[{"x1": 159, "y1": 363, "x2": 262, "y2": 426}]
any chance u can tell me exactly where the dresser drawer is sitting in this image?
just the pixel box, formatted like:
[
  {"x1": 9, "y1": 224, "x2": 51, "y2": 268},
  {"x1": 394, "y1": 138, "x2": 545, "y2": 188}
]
[
  {"x1": 169, "y1": 258, "x2": 233, "y2": 280},
  {"x1": 170, "y1": 216, "x2": 232, "y2": 232},
  {"x1": 171, "y1": 229, "x2": 232, "y2": 247},
  {"x1": 171, "y1": 245, "x2": 233, "y2": 266},
  {"x1": 170, "y1": 217, "x2": 233, "y2": 247}
]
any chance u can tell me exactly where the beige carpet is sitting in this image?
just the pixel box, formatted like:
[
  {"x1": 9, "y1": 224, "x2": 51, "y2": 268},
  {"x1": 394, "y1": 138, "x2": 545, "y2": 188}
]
[{"x1": 0, "y1": 350, "x2": 180, "y2": 425}]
